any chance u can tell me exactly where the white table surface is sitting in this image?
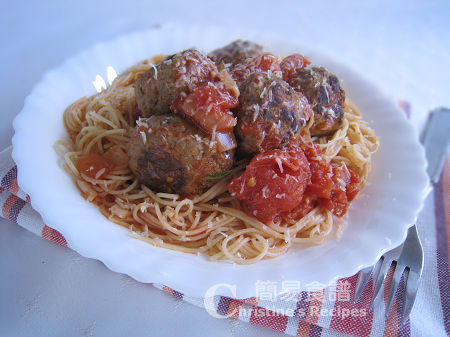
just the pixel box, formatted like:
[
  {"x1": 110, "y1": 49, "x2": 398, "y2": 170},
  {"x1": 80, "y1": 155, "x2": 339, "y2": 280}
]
[{"x1": 1, "y1": 1, "x2": 449, "y2": 336}]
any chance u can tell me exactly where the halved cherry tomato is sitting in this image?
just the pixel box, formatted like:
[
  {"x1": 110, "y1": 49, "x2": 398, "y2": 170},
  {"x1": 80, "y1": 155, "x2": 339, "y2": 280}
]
[
  {"x1": 228, "y1": 144, "x2": 310, "y2": 223},
  {"x1": 281, "y1": 193, "x2": 316, "y2": 221}
]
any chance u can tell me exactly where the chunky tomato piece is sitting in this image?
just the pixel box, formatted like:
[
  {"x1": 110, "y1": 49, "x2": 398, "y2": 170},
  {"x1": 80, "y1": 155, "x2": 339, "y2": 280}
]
[
  {"x1": 284, "y1": 143, "x2": 361, "y2": 219},
  {"x1": 280, "y1": 54, "x2": 311, "y2": 82},
  {"x1": 228, "y1": 144, "x2": 310, "y2": 223},
  {"x1": 303, "y1": 144, "x2": 334, "y2": 198},
  {"x1": 231, "y1": 53, "x2": 281, "y2": 83},
  {"x1": 217, "y1": 69, "x2": 240, "y2": 99},
  {"x1": 76, "y1": 153, "x2": 114, "y2": 179},
  {"x1": 318, "y1": 163, "x2": 360, "y2": 216},
  {"x1": 171, "y1": 82, "x2": 238, "y2": 133},
  {"x1": 253, "y1": 53, "x2": 281, "y2": 72},
  {"x1": 346, "y1": 169, "x2": 361, "y2": 202}
]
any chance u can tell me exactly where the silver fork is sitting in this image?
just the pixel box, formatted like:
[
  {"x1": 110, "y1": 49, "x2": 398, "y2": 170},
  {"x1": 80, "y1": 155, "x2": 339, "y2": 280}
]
[
  {"x1": 354, "y1": 107, "x2": 449, "y2": 324},
  {"x1": 354, "y1": 225, "x2": 423, "y2": 323}
]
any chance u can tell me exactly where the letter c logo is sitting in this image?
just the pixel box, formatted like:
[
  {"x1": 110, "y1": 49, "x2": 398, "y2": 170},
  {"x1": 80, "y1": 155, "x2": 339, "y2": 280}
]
[{"x1": 204, "y1": 283, "x2": 237, "y2": 319}]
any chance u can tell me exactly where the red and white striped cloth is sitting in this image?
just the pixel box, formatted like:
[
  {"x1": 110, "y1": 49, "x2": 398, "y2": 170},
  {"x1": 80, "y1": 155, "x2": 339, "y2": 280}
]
[{"x1": 1, "y1": 108, "x2": 448, "y2": 337}]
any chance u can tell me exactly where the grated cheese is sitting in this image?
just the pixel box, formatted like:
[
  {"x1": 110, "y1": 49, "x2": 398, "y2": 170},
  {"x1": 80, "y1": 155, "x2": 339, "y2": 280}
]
[
  {"x1": 140, "y1": 131, "x2": 147, "y2": 144},
  {"x1": 95, "y1": 168, "x2": 106, "y2": 179},
  {"x1": 251, "y1": 104, "x2": 260, "y2": 122},
  {"x1": 239, "y1": 181, "x2": 245, "y2": 194},
  {"x1": 260, "y1": 87, "x2": 267, "y2": 99},
  {"x1": 150, "y1": 63, "x2": 158, "y2": 79},
  {"x1": 337, "y1": 178, "x2": 346, "y2": 187},
  {"x1": 275, "y1": 157, "x2": 283, "y2": 173},
  {"x1": 261, "y1": 185, "x2": 269, "y2": 199},
  {"x1": 219, "y1": 231, "x2": 228, "y2": 238},
  {"x1": 140, "y1": 203, "x2": 150, "y2": 212},
  {"x1": 154, "y1": 237, "x2": 164, "y2": 245},
  {"x1": 209, "y1": 126, "x2": 217, "y2": 149},
  {"x1": 284, "y1": 229, "x2": 291, "y2": 244},
  {"x1": 110, "y1": 204, "x2": 128, "y2": 218},
  {"x1": 136, "y1": 118, "x2": 149, "y2": 129}
]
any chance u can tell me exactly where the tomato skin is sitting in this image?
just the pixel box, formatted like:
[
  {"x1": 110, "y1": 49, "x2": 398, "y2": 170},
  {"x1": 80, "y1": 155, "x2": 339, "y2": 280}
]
[
  {"x1": 76, "y1": 153, "x2": 114, "y2": 179},
  {"x1": 171, "y1": 82, "x2": 238, "y2": 133},
  {"x1": 228, "y1": 144, "x2": 310, "y2": 223},
  {"x1": 280, "y1": 54, "x2": 311, "y2": 82},
  {"x1": 281, "y1": 193, "x2": 316, "y2": 221}
]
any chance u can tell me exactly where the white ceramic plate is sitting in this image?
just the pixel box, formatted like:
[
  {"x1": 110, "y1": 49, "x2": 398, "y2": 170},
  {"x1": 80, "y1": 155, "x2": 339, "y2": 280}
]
[{"x1": 12, "y1": 24, "x2": 429, "y2": 298}]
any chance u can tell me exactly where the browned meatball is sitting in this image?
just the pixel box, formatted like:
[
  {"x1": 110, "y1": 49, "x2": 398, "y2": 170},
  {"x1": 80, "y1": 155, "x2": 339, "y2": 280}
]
[
  {"x1": 128, "y1": 114, "x2": 235, "y2": 195},
  {"x1": 234, "y1": 72, "x2": 313, "y2": 155},
  {"x1": 135, "y1": 49, "x2": 220, "y2": 116},
  {"x1": 287, "y1": 66, "x2": 345, "y2": 136},
  {"x1": 208, "y1": 40, "x2": 263, "y2": 68}
]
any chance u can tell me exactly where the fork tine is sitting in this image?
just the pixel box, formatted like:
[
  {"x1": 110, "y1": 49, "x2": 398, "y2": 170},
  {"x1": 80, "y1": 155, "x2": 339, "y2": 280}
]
[
  {"x1": 354, "y1": 266, "x2": 374, "y2": 303},
  {"x1": 385, "y1": 262, "x2": 406, "y2": 317},
  {"x1": 370, "y1": 256, "x2": 394, "y2": 310},
  {"x1": 401, "y1": 269, "x2": 421, "y2": 325}
]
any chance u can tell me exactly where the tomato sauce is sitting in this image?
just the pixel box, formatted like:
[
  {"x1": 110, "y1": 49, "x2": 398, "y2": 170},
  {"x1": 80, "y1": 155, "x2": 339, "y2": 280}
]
[{"x1": 76, "y1": 153, "x2": 114, "y2": 179}]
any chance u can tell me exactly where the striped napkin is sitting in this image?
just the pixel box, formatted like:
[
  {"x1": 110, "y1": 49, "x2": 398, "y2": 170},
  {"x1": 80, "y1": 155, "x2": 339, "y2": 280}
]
[{"x1": 1, "y1": 108, "x2": 448, "y2": 337}]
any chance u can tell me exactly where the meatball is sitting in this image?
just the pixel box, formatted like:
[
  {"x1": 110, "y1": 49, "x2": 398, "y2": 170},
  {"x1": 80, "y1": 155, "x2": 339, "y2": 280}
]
[
  {"x1": 234, "y1": 72, "x2": 313, "y2": 155},
  {"x1": 135, "y1": 49, "x2": 219, "y2": 117},
  {"x1": 128, "y1": 114, "x2": 235, "y2": 195},
  {"x1": 208, "y1": 40, "x2": 263, "y2": 68},
  {"x1": 287, "y1": 66, "x2": 345, "y2": 136}
]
